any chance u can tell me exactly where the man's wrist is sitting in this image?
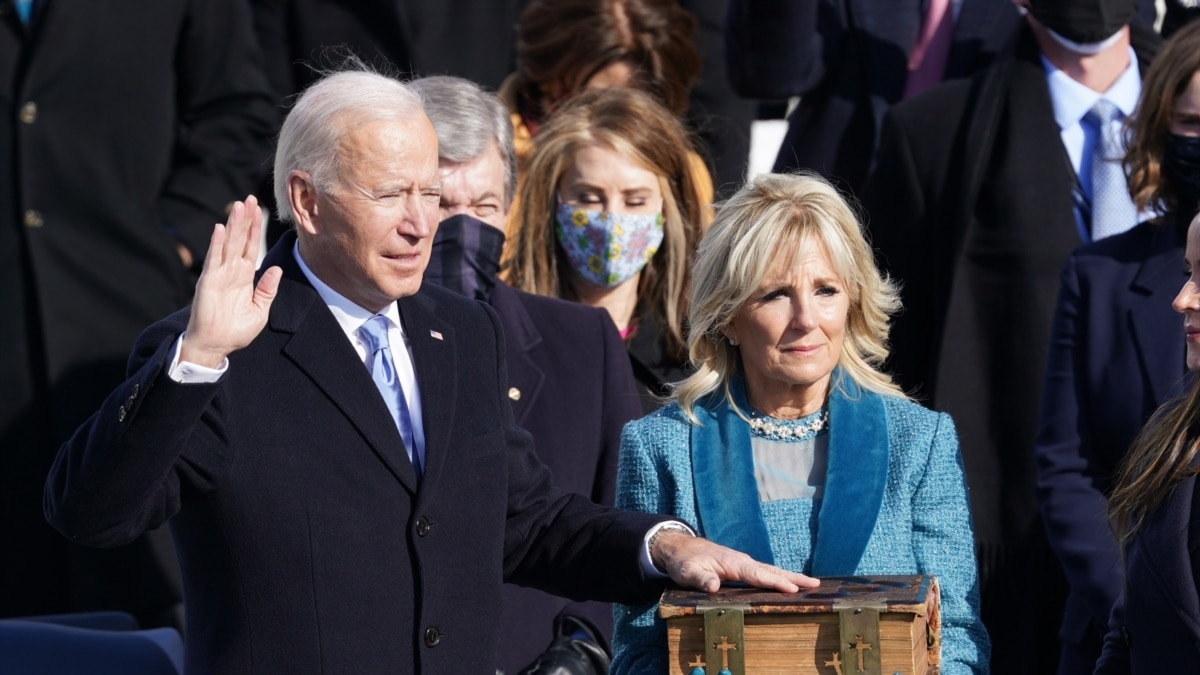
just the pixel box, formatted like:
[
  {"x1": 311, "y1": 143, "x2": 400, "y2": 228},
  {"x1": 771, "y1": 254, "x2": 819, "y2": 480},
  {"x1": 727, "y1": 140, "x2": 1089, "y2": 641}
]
[
  {"x1": 169, "y1": 333, "x2": 228, "y2": 383},
  {"x1": 644, "y1": 521, "x2": 695, "y2": 575}
]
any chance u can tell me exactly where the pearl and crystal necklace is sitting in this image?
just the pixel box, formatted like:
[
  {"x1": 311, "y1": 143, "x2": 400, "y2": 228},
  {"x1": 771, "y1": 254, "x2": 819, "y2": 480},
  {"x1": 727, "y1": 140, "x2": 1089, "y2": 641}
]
[{"x1": 746, "y1": 408, "x2": 830, "y2": 442}]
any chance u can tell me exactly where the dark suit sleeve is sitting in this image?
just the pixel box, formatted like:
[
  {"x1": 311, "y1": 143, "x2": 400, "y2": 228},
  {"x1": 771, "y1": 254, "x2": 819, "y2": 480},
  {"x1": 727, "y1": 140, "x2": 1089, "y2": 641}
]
[
  {"x1": 724, "y1": 0, "x2": 827, "y2": 98},
  {"x1": 44, "y1": 314, "x2": 234, "y2": 546},
  {"x1": 1035, "y1": 253, "x2": 1123, "y2": 628},
  {"x1": 487, "y1": 304, "x2": 668, "y2": 605},
  {"x1": 1094, "y1": 590, "x2": 1131, "y2": 674},
  {"x1": 160, "y1": 0, "x2": 278, "y2": 261}
]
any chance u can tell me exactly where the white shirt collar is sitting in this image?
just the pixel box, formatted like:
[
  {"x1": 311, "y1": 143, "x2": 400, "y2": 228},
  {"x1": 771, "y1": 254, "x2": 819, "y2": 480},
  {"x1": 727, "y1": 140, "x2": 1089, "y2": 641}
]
[
  {"x1": 1043, "y1": 46, "x2": 1141, "y2": 132},
  {"x1": 292, "y1": 242, "x2": 404, "y2": 338}
]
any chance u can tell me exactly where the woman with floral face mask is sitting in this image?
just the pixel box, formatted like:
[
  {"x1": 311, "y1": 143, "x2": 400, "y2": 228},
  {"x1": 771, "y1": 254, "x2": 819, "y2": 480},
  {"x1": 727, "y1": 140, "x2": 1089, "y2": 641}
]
[
  {"x1": 1035, "y1": 20, "x2": 1200, "y2": 675},
  {"x1": 503, "y1": 87, "x2": 712, "y2": 411}
]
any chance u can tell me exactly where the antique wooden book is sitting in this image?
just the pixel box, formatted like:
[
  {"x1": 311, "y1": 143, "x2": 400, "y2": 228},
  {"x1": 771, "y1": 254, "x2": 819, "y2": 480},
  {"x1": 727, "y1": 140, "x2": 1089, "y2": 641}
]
[{"x1": 658, "y1": 574, "x2": 940, "y2": 675}]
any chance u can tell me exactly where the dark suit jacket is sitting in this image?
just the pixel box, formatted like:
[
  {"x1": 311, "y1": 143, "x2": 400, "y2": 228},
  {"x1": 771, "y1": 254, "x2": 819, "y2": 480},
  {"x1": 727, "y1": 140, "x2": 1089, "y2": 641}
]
[
  {"x1": 487, "y1": 282, "x2": 644, "y2": 672},
  {"x1": 862, "y1": 23, "x2": 1161, "y2": 673},
  {"x1": 725, "y1": 0, "x2": 1019, "y2": 195},
  {"x1": 1095, "y1": 473, "x2": 1200, "y2": 674},
  {"x1": 1035, "y1": 218, "x2": 1191, "y2": 666},
  {"x1": 250, "y1": 0, "x2": 528, "y2": 95},
  {"x1": 863, "y1": 21, "x2": 1161, "y2": 551},
  {"x1": 0, "y1": 0, "x2": 276, "y2": 624},
  {"x1": 44, "y1": 234, "x2": 667, "y2": 673}
]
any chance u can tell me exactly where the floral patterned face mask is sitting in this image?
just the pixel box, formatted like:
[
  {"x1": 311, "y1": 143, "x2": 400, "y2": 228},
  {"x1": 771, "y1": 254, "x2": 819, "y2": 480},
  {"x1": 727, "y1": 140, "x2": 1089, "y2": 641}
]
[{"x1": 554, "y1": 202, "x2": 664, "y2": 288}]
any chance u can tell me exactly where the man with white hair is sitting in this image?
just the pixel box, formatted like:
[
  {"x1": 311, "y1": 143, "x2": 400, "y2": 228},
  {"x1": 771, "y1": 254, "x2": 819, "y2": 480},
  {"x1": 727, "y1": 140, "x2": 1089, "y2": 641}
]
[{"x1": 44, "y1": 69, "x2": 815, "y2": 673}]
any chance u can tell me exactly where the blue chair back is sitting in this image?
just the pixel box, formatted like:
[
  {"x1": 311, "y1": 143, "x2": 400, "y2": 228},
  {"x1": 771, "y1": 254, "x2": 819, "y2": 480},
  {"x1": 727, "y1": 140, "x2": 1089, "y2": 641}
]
[{"x1": 0, "y1": 612, "x2": 183, "y2": 674}]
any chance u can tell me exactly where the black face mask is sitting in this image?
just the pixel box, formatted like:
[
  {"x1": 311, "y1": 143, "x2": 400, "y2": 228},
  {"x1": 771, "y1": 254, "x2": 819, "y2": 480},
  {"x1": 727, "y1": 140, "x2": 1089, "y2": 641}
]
[
  {"x1": 1029, "y1": 0, "x2": 1136, "y2": 43},
  {"x1": 423, "y1": 214, "x2": 506, "y2": 303},
  {"x1": 1164, "y1": 132, "x2": 1200, "y2": 218}
]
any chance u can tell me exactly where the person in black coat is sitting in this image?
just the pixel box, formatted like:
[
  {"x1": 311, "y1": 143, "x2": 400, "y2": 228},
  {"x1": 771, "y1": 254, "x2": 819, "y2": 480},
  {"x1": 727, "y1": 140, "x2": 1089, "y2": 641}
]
[
  {"x1": 1096, "y1": 210, "x2": 1200, "y2": 674},
  {"x1": 725, "y1": 0, "x2": 1022, "y2": 196},
  {"x1": 1035, "y1": 20, "x2": 1200, "y2": 674},
  {"x1": 43, "y1": 68, "x2": 814, "y2": 673},
  {"x1": 412, "y1": 74, "x2": 645, "y2": 674},
  {"x1": 861, "y1": 1, "x2": 1161, "y2": 671},
  {"x1": 0, "y1": 0, "x2": 277, "y2": 626}
]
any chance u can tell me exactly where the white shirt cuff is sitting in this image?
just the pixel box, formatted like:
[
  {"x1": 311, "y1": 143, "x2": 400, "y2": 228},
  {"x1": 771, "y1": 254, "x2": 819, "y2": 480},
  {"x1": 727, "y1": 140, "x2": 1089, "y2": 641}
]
[
  {"x1": 167, "y1": 333, "x2": 228, "y2": 383},
  {"x1": 640, "y1": 520, "x2": 695, "y2": 579}
]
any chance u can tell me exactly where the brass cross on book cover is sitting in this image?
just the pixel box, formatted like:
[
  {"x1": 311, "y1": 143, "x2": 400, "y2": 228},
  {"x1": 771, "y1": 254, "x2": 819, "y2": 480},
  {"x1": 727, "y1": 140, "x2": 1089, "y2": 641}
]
[{"x1": 658, "y1": 574, "x2": 941, "y2": 675}]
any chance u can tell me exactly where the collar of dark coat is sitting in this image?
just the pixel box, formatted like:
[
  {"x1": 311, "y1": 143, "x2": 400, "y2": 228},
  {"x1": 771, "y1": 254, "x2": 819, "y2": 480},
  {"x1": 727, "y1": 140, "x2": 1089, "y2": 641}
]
[
  {"x1": 488, "y1": 282, "x2": 541, "y2": 353},
  {"x1": 689, "y1": 369, "x2": 889, "y2": 575},
  {"x1": 257, "y1": 230, "x2": 459, "y2": 494},
  {"x1": 487, "y1": 282, "x2": 545, "y2": 425},
  {"x1": 939, "y1": 21, "x2": 1162, "y2": 307},
  {"x1": 1130, "y1": 212, "x2": 1189, "y2": 295},
  {"x1": 960, "y1": 19, "x2": 1162, "y2": 185},
  {"x1": 1121, "y1": 216, "x2": 1192, "y2": 405}
]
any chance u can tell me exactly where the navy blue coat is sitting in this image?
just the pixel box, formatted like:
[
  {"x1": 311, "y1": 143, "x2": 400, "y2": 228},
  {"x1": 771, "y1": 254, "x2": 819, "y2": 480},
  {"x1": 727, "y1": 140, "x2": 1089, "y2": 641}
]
[
  {"x1": 1095, "y1": 472, "x2": 1200, "y2": 674},
  {"x1": 44, "y1": 233, "x2": 667, "y2": 674},
  {"x1": 1036, "y1": 219, "x2": 1191, "y2": 673},
  {"x1": 487, "y1": 281, "x2": 644, "y2": 672}
]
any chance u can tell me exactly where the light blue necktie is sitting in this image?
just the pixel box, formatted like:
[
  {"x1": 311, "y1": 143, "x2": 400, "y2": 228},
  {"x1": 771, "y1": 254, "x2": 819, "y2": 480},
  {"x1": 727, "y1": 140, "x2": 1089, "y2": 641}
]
[
  {"x1": 1085, "y1": 99, "x2": 1137, "y2": 241},
  {"x1": 15, "y1": 0, "x2": 33, "y2": 23},
  {"x1": 359, "y1": 315, "x2": 422, "y2": 479}
]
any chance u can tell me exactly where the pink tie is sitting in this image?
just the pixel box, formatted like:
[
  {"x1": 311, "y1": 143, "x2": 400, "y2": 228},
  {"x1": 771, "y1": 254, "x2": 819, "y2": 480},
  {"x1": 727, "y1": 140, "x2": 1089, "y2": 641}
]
[{"x1": 904, "y1": 0, "x2": 954, "y2": 99}]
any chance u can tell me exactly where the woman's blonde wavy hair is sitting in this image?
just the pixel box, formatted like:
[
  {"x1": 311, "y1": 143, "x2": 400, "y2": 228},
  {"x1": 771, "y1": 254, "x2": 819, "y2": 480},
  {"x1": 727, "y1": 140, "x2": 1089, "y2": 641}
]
[{"x1": 673, "y1": 172, "x2": 907, "y2": 423}]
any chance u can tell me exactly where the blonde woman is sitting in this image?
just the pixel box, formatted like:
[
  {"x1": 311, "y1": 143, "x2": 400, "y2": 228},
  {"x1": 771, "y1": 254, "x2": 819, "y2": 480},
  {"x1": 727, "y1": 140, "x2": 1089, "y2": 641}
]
[{"x1": 611, "y1": 173, "x2": 990, "y2": 674}]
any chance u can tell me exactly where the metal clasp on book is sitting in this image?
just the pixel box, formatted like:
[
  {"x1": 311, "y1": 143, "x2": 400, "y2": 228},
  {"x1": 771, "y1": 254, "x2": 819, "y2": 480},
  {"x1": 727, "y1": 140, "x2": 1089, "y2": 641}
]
[
  {"x1": 833, "y1": 599, "x2": 885, "y2": 675},
  {"x1": 694, "y1": 602, "x2": 748, "y2": 675}
]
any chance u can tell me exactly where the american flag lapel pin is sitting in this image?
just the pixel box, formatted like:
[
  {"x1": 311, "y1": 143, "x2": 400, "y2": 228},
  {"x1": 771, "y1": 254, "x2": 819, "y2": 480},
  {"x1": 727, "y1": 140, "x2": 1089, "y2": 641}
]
[{"x1": 429, "y1": 329, "x2": 443, "y2": 341}]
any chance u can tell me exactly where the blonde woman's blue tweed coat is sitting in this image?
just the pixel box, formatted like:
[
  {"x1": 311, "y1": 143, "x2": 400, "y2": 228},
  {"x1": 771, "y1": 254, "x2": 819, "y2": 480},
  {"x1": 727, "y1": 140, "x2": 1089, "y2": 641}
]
[{"x1": 611, "y1": 390, "x2": 990, "y2": 674}]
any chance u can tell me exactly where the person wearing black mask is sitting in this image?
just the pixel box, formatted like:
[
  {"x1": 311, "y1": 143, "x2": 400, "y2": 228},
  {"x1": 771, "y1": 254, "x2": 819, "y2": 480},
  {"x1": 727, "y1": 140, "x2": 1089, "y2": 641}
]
[
  {"x1": 1037, "y1": 20, "x2": 1200, "y2": 675},
  {"x1": 863, "y1": 0, "x2": 1163, "y2": 672},
  {"x1": 410, "y1": 75, "x2": 645, "y2": 675}
]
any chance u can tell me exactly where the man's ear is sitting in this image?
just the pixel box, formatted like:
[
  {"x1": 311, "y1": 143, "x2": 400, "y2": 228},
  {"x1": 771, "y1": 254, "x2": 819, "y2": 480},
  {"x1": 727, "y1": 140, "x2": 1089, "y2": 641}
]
[{"x1": 288, "y1": 171, "x2": 320, "y2": 235}]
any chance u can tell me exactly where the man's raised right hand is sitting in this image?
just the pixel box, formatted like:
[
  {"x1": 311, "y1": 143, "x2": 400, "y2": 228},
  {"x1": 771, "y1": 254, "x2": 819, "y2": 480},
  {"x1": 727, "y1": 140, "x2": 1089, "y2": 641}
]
[{"x1": 179, "y1": 195, "x2": 282, "y2": 368}]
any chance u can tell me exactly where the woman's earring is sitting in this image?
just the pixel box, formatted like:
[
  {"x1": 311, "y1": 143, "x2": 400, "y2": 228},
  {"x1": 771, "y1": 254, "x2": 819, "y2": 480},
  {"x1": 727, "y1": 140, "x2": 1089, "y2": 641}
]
[{"x1": 728, "y1": 337, "x2": 738, "y2": 347}]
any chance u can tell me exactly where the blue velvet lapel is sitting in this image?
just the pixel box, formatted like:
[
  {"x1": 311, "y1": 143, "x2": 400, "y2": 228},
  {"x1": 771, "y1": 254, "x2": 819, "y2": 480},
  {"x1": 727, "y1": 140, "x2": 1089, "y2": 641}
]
[
  {"x1": 811, "y1": 373, "x2": 890, "y2": 576},
  {"x1": 690, "y1": 377, "x2": 774, "y2": 565},
  {"x1": 689, "y1": 371, "x2": 891, "y2": 573}
]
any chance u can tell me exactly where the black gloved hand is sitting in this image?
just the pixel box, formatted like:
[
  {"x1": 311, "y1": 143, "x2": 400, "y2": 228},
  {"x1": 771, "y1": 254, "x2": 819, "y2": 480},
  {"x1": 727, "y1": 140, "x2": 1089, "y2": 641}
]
[{"x1": 516, "y1": 615, "x2": 610, "y2": 675}]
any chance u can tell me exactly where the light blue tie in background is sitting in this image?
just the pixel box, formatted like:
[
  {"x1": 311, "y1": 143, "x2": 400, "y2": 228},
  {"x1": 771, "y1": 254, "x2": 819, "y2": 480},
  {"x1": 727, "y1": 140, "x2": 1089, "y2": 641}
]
[
  {"x1": 359, "y1": 315, "x2": 422, "y2": 479},
  {"x1": 15, "y1": 0, "x2": 33, "y2": 23},
  {"x1": 1085, "y1": 99, "x2": 1138, "y2": 241}
]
